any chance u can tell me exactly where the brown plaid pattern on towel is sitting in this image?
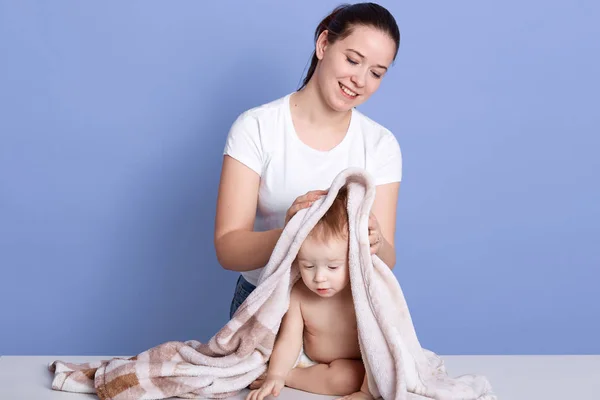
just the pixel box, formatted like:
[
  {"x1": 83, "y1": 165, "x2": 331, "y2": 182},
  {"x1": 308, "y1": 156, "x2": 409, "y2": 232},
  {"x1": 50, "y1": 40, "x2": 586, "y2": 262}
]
[{"x1": 49, "y1": 168, "x2": 496, "y2": 400}]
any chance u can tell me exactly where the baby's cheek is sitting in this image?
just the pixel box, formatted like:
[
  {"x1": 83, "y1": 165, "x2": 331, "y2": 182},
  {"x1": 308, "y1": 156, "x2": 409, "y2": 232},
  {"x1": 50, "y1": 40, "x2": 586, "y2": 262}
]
[
  {"x1": 299, "y1": 269, "x2": 312, "y2": 283},
  {"x1": 337, "y1": 270, "x2": 350, "y2": 284}
]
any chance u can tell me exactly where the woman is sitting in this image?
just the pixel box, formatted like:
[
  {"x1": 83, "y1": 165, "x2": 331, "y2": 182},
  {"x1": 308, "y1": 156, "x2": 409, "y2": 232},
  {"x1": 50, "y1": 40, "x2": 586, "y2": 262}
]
[{"x1": 215, "y1": 2, "x2": 402, "y2": 318}]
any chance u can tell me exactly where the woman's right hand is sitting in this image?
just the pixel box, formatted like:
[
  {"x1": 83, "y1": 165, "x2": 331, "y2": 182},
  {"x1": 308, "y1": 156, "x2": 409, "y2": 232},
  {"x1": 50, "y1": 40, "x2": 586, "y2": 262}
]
[{"x1": 284, "y1": 190, "x2": 328, "y2": 226}]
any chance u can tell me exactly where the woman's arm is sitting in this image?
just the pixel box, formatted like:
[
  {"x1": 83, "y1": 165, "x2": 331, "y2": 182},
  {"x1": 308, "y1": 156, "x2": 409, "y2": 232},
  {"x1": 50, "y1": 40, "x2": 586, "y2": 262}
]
[
  {"x1": 214, "y1": 156, "x2": 282, "y2": 271},
  {"x1": 371, "y1": 182, "x2": 400, "y2": 269},
  {"x1": 215, "y1": 155, "x2": 327, "y2": 272}
]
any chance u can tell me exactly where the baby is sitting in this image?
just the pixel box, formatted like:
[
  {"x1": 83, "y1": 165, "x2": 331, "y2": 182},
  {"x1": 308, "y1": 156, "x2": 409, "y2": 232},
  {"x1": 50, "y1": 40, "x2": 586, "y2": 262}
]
[{"x1": 246, "y1": 188, "x2": 372, "y2": 400}]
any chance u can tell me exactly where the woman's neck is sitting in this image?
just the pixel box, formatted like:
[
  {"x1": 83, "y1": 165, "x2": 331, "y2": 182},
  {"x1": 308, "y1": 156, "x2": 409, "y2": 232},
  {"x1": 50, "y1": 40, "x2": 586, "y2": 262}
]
[{"x1": 291, "y1": 81, "x2": 351, "y2": 129}]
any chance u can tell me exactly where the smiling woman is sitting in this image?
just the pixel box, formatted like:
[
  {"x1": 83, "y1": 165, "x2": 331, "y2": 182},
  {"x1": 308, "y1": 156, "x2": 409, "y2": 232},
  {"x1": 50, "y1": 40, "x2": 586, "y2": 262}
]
[
  {"x1": 299, "y1": 3, "x2": 400, "y2": 98},
  {"x1": 308, "y1": 24, "x2": 396, "y2": 112},
  {"x1": 214, "y1": 2, "x2": 403, "y2": 320}
]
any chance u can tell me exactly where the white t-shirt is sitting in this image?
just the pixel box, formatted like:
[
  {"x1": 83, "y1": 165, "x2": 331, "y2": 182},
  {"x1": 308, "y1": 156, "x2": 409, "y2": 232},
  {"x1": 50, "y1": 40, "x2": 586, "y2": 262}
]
[{"x1": 223, "y1": 93, "x2": 402, "y2": 285}]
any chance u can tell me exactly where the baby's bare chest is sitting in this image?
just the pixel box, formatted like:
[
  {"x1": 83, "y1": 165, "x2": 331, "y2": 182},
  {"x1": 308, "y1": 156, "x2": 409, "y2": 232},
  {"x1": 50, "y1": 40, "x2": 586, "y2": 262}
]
[{"x1": 302, "y1": 300, "x2": 358, "y2": 336}]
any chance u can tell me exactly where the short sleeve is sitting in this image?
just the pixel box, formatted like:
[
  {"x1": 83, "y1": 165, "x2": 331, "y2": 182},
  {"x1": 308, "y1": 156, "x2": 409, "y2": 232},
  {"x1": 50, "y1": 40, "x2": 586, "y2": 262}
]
[
  {"x1": 373, "y1": 131, "x2": 402, "y2": 185},
  {"x1": 223, "y1": 112, "x2": 263, "y2": 176}
]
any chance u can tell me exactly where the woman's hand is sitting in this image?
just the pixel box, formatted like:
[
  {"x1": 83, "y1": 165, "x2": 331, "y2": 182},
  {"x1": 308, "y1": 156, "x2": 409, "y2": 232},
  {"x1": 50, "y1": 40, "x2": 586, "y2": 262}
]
[
  {"x1": 368, "y1": 213, "x2": 383, "y2": 255},
  {"x1": 284, "y1": 190, "x2": 328, "y2": 226}
]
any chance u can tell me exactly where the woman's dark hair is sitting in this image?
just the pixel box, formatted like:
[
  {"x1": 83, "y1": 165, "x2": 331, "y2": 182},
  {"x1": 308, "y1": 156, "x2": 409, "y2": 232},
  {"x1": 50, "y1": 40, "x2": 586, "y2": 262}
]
[{"x1": 299, "y1": 2, "x2": 400, "y2": 90}]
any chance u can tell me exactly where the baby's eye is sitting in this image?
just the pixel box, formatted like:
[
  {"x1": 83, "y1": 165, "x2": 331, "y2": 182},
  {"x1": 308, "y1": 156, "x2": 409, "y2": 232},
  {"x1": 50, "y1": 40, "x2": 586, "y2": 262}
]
[
  {"x1": 328, "y1": 265, "x2": 340, "y2": 270},
  {"x1": 304, "y1": 265, "x2": 314, "y2": 269}
]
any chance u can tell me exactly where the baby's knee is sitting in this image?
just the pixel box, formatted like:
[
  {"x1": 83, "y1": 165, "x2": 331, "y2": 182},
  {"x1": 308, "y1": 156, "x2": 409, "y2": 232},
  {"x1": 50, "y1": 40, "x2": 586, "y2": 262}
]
[{"x1": 326, "y1": 359, "x2": 365, "y2": 395}]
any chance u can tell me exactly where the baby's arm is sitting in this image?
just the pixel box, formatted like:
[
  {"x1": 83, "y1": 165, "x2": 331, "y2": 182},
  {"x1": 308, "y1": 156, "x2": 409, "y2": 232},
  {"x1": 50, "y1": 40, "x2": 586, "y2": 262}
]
[
  {"x1": 267, "y1": 286, "x2": 304, "y2": 379},
  {"x1": 246, "y1": 287, "x2": 304, "y2": 400}
]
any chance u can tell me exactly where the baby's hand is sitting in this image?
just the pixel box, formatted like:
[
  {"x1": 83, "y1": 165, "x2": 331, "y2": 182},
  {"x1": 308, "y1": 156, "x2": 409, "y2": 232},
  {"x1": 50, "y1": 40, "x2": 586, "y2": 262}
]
[
  {"x1": 248, "y1": 370, "x2": 267, "y2": 390},
  {"x1": 336, "y1": 390, "x2": 374, "y2": 400},
  {"x1": 245, "y1": 374, "x2": 285, "y2": 400}
]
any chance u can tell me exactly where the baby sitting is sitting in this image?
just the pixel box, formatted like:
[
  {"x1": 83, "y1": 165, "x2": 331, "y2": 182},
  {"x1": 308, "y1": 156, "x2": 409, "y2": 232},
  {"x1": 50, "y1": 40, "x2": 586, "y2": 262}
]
[{"x1": 246, "y1": 187, "x2": 372, "y2": 400}]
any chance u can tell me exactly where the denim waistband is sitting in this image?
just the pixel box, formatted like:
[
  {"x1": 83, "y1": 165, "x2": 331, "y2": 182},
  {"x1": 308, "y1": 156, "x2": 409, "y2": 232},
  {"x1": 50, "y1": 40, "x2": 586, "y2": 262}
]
[{"x1": 238, "y1": 274, "x2": 257, "y2": 291}]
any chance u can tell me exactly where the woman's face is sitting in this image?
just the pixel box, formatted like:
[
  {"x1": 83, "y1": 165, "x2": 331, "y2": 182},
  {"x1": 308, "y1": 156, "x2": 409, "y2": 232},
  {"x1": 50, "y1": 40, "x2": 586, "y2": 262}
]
[{"x1": 314, "y1": 24, "x2": 396, "y2": 112}]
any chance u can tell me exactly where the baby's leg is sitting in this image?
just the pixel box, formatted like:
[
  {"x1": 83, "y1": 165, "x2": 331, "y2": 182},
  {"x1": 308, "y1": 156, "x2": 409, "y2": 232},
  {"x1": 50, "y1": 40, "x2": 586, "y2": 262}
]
[{"x1": 286, "y1": 359, "x2": 365, "y2": 396}]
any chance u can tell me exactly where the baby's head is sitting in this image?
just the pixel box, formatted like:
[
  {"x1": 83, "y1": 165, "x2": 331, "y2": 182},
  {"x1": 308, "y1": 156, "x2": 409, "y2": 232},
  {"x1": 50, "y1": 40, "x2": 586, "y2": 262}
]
[{"x1": 296, "y1": 187, "x2": 350, "y2": 298}]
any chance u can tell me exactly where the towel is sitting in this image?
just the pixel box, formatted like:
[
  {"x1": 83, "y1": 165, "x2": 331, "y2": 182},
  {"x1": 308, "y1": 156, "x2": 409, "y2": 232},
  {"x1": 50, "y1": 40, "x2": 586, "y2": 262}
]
[{"x1": 48, "y1": 168, "x2": 496, "y2": 400}]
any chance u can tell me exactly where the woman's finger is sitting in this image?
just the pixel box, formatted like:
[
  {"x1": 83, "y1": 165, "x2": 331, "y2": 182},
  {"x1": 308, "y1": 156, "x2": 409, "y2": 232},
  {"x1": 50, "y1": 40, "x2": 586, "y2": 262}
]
[
  {"x1": 296, "y1": 201, "x2": 313, "y2": 213},
  {"x1": 368, "y1": 214, "x2": 378, "y2": 228},
  {"x1": 369, "y1": 234, "x2": 377, "y2": 245},
  {"x1": 369, "y1": 230, "x2": 381, "y2": 253},
  {"x1": 288, "y1": 202, "x2": 311, "y2": 219},
  {"x1": 285, "y1": 190, "x2": 327, "y2": 225},
  {"x1": 290, "y1": 190, "x2": 326, "y2": 211},
  {"x1": 298, "y1": 190, "x2": 327, "y2": 203}
]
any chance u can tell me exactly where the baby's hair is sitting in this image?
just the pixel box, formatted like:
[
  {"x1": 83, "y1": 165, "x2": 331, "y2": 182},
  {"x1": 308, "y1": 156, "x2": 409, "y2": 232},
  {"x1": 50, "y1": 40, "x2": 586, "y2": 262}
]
[{"x1": 309, "y1": 187, "x2": 349, "y2": 241}]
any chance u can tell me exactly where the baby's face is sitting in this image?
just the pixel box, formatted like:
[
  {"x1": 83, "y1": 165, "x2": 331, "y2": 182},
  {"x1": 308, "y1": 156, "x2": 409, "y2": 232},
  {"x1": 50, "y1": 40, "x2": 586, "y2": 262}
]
[{"x1": 296, "y1": 235, "x2": 349, "y2": 298}]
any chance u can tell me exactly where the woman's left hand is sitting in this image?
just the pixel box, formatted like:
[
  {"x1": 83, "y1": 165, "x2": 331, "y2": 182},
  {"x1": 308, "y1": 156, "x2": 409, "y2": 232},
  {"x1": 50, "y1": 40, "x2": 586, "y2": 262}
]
[{"x1": 368, "y1": 213, "x2": 383, "y2": 255}]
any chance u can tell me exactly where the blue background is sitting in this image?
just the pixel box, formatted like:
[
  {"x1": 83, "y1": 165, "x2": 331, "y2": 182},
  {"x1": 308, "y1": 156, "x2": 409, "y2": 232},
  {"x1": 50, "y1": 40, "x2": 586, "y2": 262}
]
[{"x1": 1, "y1": 0, "x2": 598, "y2": 356}]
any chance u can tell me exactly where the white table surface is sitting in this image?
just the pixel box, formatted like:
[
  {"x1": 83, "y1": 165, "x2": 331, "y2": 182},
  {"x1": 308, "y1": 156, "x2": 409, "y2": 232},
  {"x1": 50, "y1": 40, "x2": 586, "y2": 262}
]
[{"x1": 0, "y1": 355, "x2": 599, "y2": 399}]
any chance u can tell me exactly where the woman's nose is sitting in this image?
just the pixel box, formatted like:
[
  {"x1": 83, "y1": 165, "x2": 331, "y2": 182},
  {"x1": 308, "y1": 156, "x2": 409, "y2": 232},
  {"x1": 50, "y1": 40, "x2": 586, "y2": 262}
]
[{"x1": 351, "y1": 71, "x2": 366, "y2": 88}]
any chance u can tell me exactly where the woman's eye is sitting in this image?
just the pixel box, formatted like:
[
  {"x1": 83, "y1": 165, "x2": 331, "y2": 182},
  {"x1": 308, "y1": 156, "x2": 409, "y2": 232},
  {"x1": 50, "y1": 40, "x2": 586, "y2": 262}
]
[
  {"x1": 371, "y1": 71, "x2": 382, "y2": 79},
  {"x1": 346, "y1": 57, "x2": 358, "y2": 65}
]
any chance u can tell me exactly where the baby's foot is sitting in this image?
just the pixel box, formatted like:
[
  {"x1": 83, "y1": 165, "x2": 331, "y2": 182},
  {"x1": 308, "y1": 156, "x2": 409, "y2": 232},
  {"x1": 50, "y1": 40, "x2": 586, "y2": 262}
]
[{"x1": 336, "y1": 391, "x2": 373, "y2": 400}]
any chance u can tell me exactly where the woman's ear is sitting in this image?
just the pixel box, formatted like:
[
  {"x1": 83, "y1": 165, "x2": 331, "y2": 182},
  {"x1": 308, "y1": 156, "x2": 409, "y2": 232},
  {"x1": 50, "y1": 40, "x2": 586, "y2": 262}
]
[{"x1": 315, "y1": 30, "x2": 329, "y2": 60}]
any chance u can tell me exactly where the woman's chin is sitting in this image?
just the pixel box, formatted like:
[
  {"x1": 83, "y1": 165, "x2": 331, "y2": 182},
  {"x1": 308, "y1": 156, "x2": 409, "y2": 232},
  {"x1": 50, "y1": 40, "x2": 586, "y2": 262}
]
[{"x1": 327, "y1": 95, "x2": 355, "y2": 113}]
